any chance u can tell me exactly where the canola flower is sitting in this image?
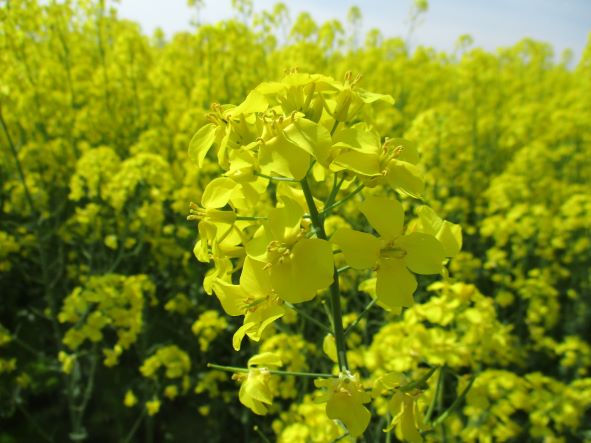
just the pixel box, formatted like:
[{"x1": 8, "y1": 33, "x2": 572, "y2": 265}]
[{"x1": 190, "y1": 71, "x2": 463, "y2": 439}]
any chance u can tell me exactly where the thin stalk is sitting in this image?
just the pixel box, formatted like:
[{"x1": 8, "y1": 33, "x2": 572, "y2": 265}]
[
  {"x1": 300, "y1": 177, "x2": 348, "y2": 371},
  {"x1": 344, "y1": 298, "x2": 377, "y2": 336},
  {"x1": 321, "y1": 299, "x2": 336, "y2": 334},
  {"x1": 330, "y1": 120, "x2": 339, "y2": 136},
  {"x1": 400, "y1": 366, "x2": 439, "y2": 393},
  {"x1": 285, "y1": 302, "x2": 331, "y2": 333},
  {"x1": 207, "y1": 363, "x2": 337, "y2": 379},
  {"x1": 0, "y1": 106, "x2": 36, "y2": 214},
  {"x1": 235, "y1": 215, "x2": 267, "y2": 221},
  {"x1": 17, "y1": 404, "x2": 53, "y2": 443},
  {"x1": 321, "y1": 183, "x2": 365, "y2": 216},
  {"x1": 324, "y1": 173, "x2": 346, "y2": 212},
  {"x1": 432, "y1": 376, "x2": 475, "y2": 426},
  {"x1": 255, "y1": 172, "x2": 299, "y2": 182},
  {"x1": 253, "y1": 426, "x2": 272, "y2": 443},
  {"x1": 122, "y1": 410, "x2": 146, "y2": 443},
  {"x1": 336, "y1": 265, "x2": 351, "y2": 274},
  {"x1": 424, "y1": 366, "x2": 445, "y2": 424}
]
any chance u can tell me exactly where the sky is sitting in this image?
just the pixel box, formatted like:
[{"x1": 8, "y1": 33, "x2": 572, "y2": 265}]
[{"x1": 116, "y1": 0, "x2": 591, "y2": 63}]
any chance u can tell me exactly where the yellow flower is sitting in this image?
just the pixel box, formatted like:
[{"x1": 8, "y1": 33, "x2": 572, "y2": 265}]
[
  {"x1": 315, "y1": 373, "x2": 372, "y2": 438},
  {"x1": 164, "y1": 385, "x2": 179, "y2": 400},
  {"x1": 386, "y1": 392, "x2": 423, "y2": 443},
  {"x1": 124, "y1": 390, "x2": 138, "y2": 407},
  {"x1": 234, "y1": 352, "x2": 282, "y2": 415},
  {"x1": 146, "y1": 398, "x2": 161, "y2": 416},
  {"x1": 246, "y1": 197, "x2": 334, "y2": 304},
  {"x1": 332, "y1": 196, "x2": 446, "y2": 309},
  {"x1": 213, "y1": 257, "x2": 286, "y2": 351}
]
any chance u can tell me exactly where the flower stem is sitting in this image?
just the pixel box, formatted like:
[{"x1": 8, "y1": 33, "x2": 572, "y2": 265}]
[
  {"x1": 207, "y1": 363, "x2": 337, "y2": 379},
  {"x1": 344, "y1": 298, "x2": 377, "y2": 336},
  {"x1": 255, "y1": 172, "x2": 299, "y2": 182},
  {"x1": 400, "y1": 366, "x2": 439, "y2": 393},
  {"x1": 300, "y1": 177, "x2": 349, "y2": 371},
  {"x1": 322, "y1": 183, "x2": 365, "y2": 216},
  {"x1": 432, "y1": 375, "x2": 475, "y2": 426},
  {"x1": 285, "y1": 302, "x2": 332, "y2": 333}
]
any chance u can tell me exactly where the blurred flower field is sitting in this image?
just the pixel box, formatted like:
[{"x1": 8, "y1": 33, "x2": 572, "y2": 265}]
[{"x1": 0, "y1": 1, "x2": 590, "y2": 442}]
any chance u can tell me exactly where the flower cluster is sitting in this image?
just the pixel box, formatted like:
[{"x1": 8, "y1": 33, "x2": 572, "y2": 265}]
[{"x1": 189, "y1": 72, "x2": 462, "y2": 438}]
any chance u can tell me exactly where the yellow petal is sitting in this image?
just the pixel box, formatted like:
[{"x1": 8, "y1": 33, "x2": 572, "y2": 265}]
[
  {"x1": 271, "y1": 239, "x2": 334, "y2": 303},
  {"x1": 225, "y1": 90, "x2": 268, "y2": 117},
  {"x1": 248, "y1": 352, "x2": 282, "y2": 368},
  {"x1": 283, "y1": 118, "x2": 332, "y2": 165},
  {"x1": 437, "y1": 221, "x2": 462, "y2": 257},
  {"x1": 385, "y1": 159, "x2": 424, "y2": 198},
  {"x1": 239, "y1": 257, "x2": 273, "y2": 298},
  {"x1": 266, "y1": 197, "x2": 303, "y2": 243},
  {"x1": 400, "y1": 396, "x2": 423, "y2": 443},
  {"x1": 188, "y1": 123, "x2": 217, "y2": 168},
  {"x1": 326, "y1": 391, "x2": 371, "y2": 437},
  {"x1": 201, "y1": 177, "x2": 238, "y2": 208},
  {"x1": 332, "y1": 150, "x2": 381, "y2": 176},
  {"x1": 322, "y1": 334, "x2": 338, "y2": 363},
  {"x1": 259, "y1": 133, "x2": 310, "y2": 180},
  {"x1": 212, "y1": 280, "x2": 246, "y2": 316},
  {"x1": 376, "y1": 259, "x2": 417, "y2": 308},
  {"x1": 331, "y1": 228, "x2": 380, "y2": 270},
  {"x1": 360, "y1": 196, "x2": 404, "y2": 240},
  {"x1": 397, "y1": 233, "x2": 445, "y2": 275},
  {"x1": 333, "y1": 126, "x2": 381, "y2": 154}
]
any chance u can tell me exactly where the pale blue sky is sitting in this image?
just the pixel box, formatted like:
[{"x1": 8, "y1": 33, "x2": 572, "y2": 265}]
[{"x1": 117, "y1": 0, "x2": 590, "y2": 62}]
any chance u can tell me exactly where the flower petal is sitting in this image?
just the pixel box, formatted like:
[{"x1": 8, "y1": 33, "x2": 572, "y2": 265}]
[
  {"x1": 240, "y1": 257, "x2": 273, "y2": 297},
  {"x1": 188, "y1": 123, "x2": 217, "y2": 168},
  {"x1": 326, "y1": 391, "x2": 371, "y2": 437},
  {"x1": 212, "y1": 280, "x2": 246, "y2": 316},
  {"x1": 271, "y1": 239, "x2": 334, "y2": 303},
  {"x1": 385, "y1": 159, "x2": 424, "y2": 198},
  {"x1": 360, "y1": 196, "x2": 404, "y2": 240},
  {"x1": 201, "y1": 177, "x2": 238, "y2": 208},
  {"x1": 331, "y1": 228, "x2": 380, "y2": 270},
  {"x1": 259, "y1": 134, "x2": 310, "y2": 180},
  {"x1": 376, "y1": 259, "x2": 417, "y2": 308},
  {"x1": 397, "y1": 232, "x2": 446, "y2": 275}
]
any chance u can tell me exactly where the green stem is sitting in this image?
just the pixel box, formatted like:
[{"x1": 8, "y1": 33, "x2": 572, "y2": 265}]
[
  {"x1": 324, "y1": 173, "x2": 346, "y2": 211},
  {"x1": 255, "y1": 172, "x2": 299, "y2": 182},
  {"x1": 432, "y1": 376, "x2": 475, "y2": 426},
  {"x1": 400, "y1": 366, "x2": 439, "y2": 393},
  {"x1": 330, "y1": 120, "x2": 339, "y2": 136},
  {"x1": 207, "y1": 363, "x2": 337, "y2": 379},
  {"x1": 285, "y1": 302, "x2": 331, "y2": 333},
  {"x1": 344, "y1": 298, "x2": 377, "y2": 336},
  {"x1": 321, "y1": 183, "x2": 365, "y2": 216},
  {"x1": 235, "y1": 215, "x2": 267, "y2": 221},
  {"x1": 424, "y1": 366, "x2": 445, "y2": 424},
  {"x1": 122, "y1": 410, "x2": 146, "y2": 443},
  {"x1": 253, "y1": 426, "x2": 272, "y2": 443},
  {"x1": 300, "y1": 177, "x2": 348, "y2": 371},
  {"x1": 0, "y1": 106, "x2": 36, "y2": 215}
]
